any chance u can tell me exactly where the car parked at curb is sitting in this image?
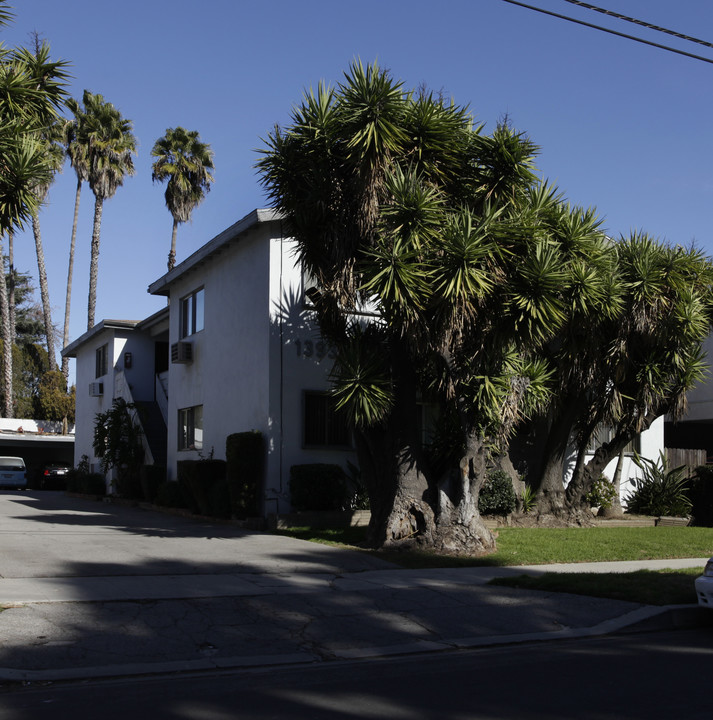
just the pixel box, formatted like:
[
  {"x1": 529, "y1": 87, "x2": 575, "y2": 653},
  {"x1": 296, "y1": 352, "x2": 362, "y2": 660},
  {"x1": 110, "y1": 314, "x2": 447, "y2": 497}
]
[
  {"x1": 0, "y1": 456, "x2": 27, "y2": 489},
  {"x1": 695, "y1": 558, "x2": 713, "y2": 608}
]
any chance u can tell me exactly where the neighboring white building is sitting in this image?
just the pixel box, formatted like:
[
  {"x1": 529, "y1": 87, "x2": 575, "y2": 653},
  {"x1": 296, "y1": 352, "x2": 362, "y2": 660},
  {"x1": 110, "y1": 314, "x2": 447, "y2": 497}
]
[
  {"x1": 64, "y1": 209, "x2": 355, "y2": 514},
  {"x1": 562, "y1": 416, "x2": 665, "y2": 504},
  {"x1": 664, "y1": 333, "x2": 713, "y2": 463}
]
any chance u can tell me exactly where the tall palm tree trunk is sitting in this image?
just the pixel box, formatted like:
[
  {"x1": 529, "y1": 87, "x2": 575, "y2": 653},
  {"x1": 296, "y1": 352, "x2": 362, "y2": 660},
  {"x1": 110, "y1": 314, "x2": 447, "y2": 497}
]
[
  {"x1": 0, "y1": 233, "x2": 14, "y2": 418},
  {"x1": 8, "y1": 227, "x2": 15, "y2": 346},
  {"x1": 87, "y1": 195, "x2": 103, "y2": 330},
  {"x1": 32, "y1": 212, "x2": 57, "y2": 371},
  {"x1": 168, "y1": 217, "x2": 178, "y2": 271},
  {"x1": 62, "y1": 177, "x2": 81, "y2": 378}
]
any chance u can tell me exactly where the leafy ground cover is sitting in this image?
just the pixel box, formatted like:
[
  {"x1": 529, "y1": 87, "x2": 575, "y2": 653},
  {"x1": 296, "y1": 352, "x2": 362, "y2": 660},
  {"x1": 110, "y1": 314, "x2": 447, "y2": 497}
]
[{"x1": 489, "y1": 568, "x2": 702, "y2": 606}]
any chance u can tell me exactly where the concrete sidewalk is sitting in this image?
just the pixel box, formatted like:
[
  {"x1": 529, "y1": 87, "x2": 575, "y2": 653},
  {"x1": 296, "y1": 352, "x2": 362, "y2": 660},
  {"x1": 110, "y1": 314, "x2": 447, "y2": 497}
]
[{"x1": 0, "y1": 492, "x2": 709, "y2": 683}]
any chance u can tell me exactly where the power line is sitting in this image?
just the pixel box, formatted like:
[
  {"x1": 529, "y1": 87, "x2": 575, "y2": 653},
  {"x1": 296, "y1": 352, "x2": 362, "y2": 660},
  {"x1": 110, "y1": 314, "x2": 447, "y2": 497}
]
[
  {"x1": 499, "y1": 0, "x2": 713, "y2": 66},
  {"x1": 563, "y1": 0, "x2": 713, "y2": 51}
]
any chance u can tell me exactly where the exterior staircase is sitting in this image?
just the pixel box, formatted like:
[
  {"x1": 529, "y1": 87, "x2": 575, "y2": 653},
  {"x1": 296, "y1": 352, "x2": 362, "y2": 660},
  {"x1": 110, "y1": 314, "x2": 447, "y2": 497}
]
[{"x1": 135, "y1": 401, "x2": 167, "y2": 467}]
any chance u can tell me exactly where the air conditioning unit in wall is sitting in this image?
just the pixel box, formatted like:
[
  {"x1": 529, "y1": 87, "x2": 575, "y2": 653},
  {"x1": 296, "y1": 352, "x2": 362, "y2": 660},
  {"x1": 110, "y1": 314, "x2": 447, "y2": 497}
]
[
  {"x1": 89, "y1": 382, "x2": 104, "y2": 397},
  {"x1": 171, "y1": 341, "x2": 193, "y2": 364}
]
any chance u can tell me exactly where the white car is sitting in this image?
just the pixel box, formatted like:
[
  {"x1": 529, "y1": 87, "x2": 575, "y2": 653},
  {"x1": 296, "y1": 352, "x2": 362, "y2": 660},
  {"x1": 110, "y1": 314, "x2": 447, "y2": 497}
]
[
  {"x1": 0, "y1": 456, "x2": 27, "y2": 489},
  {"x1": 695, "y1": 558, "x2": 713, "y2": 608}
]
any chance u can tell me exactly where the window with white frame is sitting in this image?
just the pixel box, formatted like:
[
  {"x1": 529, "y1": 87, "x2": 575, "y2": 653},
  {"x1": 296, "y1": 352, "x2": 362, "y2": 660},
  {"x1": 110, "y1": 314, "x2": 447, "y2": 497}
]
[
  {"x1": 95, "y1": 344, "x2": 108, "y2": 378},
  {"x1": 303, "y1": 391, "x2": 351, "y2": 448},
  {"x1": 178, "y1": 405, "x2": 203, "y2": 451},
  {"x1": 179, "y1": 288, "x2": 204, "y2": 339}
]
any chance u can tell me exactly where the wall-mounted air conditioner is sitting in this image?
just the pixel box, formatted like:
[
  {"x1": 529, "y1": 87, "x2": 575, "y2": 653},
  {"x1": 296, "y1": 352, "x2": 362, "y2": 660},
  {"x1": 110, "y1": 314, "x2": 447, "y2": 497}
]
[
  {"x1": 89, "y1": 382, "x2": 104, "y2": 397},
  {"x1": 171, "y1": 341, "x2": 193, "y2": 364}
]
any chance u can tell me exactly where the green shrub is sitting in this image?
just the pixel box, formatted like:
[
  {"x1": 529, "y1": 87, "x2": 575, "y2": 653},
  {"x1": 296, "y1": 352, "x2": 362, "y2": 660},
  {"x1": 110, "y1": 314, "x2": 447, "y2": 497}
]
[
  {"x1": 177, "y1": 459, "x2": 227, "y2": 516},
  {"x1": 345, "y1": 460, "x2": 370, "y2": 511},
  {"x1": 627, "y1": 452, "x2": 692, "y2": 517},
  {"x1": 140, "y1": 465, "x2": 166, "y2": 504},
  {"x1": 479, "y1": 470, "x2": 517, "y2": 516},
  {"x1": 687, "y1": 466, "x2": 713, "y2": 527},
  {"x1": 290, "y1": 464, "x2": 350, "y2": 512},
  {"x1": 155, "y1": 480, "x2": 187, "y2": 509},
  {"x1": 66, "y1": 468, "x2": 106, "y2": 496},
  {"x1": 226, "y1": 431, "x2": 264, "y2": 518},
  {"x1": 520, "y1": 484, "x2": 536, "y2": 513},
  {"x1": 585, "y1": 475, "x2": 617, "y2": 509},
  {"x1": 208, "y1": 476, "x2": 232, "y2": 519}
]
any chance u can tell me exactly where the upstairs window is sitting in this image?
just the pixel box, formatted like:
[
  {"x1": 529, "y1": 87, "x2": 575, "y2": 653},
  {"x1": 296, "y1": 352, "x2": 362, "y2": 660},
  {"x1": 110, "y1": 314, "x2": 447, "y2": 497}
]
[
  {"x1": 178, "y1": 405, "x2": 203, "y2": 451},
  {"x1": 303, "y1": 391, "x2": 351, "y2": 448},
  {"x1": 180, "y1": 288, "x2": 204, "y2": 339},
  {"x1": 95, "y1": 344, "x2": 108, "y2": 378}
]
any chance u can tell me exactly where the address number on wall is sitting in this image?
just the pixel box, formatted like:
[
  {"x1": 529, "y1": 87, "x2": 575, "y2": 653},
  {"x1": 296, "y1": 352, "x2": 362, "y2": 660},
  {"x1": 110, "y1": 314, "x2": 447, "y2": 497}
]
[{"x1": 294, "y1": 339, "x2": 337, "y2": 361}]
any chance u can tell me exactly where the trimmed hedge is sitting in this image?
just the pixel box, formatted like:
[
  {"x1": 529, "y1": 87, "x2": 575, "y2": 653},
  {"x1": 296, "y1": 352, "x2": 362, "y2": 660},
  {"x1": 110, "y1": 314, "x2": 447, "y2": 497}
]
[
  {"x1": 290, "y1": 464, "x2": 350, "y2": 512},
  {"x1": 226, "y1": 431, "x2": 264, "y2": 518},
  {"x1": 140, "y1": 465, "x2": 166, "y2": 504},
  {"x1": 155, "y1": 480, "x2": 187, "y2": 509},
  {"x1": 66, "y1": 469, "x2": 106, "y2": 496},
  {"x1": 177, "y1": 459, "x2": 228, "y2": 517}
]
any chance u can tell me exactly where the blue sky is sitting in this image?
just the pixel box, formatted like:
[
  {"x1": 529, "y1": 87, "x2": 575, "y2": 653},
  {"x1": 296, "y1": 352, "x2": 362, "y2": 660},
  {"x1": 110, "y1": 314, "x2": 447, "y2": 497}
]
[{"x1": 3, "y1": 0, "x2": 713, "y2": 376}]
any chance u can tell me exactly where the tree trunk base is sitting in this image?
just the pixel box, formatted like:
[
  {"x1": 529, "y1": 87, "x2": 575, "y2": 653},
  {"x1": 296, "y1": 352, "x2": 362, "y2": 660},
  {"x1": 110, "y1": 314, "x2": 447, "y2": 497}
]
[{"x1": 510, "y1": 508, "x2": 596, "y2": 528}]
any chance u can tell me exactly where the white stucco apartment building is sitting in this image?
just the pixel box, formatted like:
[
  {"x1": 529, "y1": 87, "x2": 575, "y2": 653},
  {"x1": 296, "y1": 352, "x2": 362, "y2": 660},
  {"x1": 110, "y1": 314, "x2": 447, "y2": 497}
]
[
  {"x1": 64, "y1": 207, "x2": 667, "y2": 513},
  {"x1": 63, "y1": 209, "x2": 354, "y2": 514}
]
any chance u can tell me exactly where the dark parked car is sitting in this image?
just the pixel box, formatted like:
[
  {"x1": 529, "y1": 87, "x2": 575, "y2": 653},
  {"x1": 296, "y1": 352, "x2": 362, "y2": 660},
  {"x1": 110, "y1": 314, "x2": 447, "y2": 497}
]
[{"x1": 39, "y1": 462, "x2": 71, "y2": 490}]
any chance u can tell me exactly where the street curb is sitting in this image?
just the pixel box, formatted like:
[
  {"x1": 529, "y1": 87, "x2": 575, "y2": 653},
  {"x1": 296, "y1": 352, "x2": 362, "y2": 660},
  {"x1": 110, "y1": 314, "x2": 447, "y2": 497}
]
[{"x1": 2, "y1": 604, "x2": 709, "y2": 685}]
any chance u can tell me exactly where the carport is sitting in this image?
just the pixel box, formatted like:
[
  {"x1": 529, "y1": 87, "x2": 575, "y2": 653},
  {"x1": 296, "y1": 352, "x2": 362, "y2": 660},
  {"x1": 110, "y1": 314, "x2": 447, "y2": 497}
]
[{"x1": 0, "y1": 431, "x2": 74, "y2": 488}]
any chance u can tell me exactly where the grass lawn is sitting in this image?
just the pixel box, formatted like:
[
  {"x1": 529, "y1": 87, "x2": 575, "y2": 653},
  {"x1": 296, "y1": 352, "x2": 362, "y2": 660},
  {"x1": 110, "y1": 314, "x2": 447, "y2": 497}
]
[
  {"x1": 274, "y1": 525, "x2": 713, "y2": 567},
  {"x1": 488, "y1": 568, "x2": 703, "y2": 606},
  {"x1": 274, "y1": 524, "x2": 712, "y2": 605}
]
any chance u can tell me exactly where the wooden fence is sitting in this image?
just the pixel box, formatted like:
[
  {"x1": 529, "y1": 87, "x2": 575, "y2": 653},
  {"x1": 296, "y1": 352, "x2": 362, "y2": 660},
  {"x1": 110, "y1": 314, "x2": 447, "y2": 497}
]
[{"x1": 665, "y1": 447, "x2": 707, "y2": 475}]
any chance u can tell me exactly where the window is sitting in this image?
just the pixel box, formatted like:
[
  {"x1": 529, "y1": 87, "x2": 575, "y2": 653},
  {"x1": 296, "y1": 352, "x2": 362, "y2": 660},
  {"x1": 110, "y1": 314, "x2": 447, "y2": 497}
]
[
  {"x1": 587, "y1": 424, "x2": 640, "y2": 455},
  {"x1": 178, "y1": 405, "x2": 203, "y2": 451},
  {"x1": 180, "y1": 288, "x2": 204, "y2": 339},
  {"x1": 95, "y1": 344, "x2": 108, "y2": 378},
  {"x1": 303, "y1": 391, "x2": 351, "y2": 448},
  {"x1": 302, "y1": 266, "x2": 320, "y2": 307}
]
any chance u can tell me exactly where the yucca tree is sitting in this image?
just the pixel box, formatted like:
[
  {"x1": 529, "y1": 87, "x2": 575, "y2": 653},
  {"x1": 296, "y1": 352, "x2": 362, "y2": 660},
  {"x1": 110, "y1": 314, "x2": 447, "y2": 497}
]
[
  {"x1": 0, "y1": 11, "x2": 68, "y2": 416},
  {"x1": 563, "y1": 234, "x2": 713, "y2": 509},
  {"x1": 151, "y1": 127, "x2": 214, "y2": 271},
  {"x1": 60, "y1": 96, "x2": 90, "y2": 378},
  {"x1": 79, "y1": 90, "x2": 136, "y2": 330},
  {"x1": 259, "y1": 62, "x2": 559, "y2": 552}
]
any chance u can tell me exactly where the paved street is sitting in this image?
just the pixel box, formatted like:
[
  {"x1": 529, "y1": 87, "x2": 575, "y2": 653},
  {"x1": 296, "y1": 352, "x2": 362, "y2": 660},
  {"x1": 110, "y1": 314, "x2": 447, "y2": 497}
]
[
  {"x1": 3, "y1": 629, "x2": 712, "y2": 719},
  {"x1": 0, "y1": 492, "x2": 708, "y2": 684}
]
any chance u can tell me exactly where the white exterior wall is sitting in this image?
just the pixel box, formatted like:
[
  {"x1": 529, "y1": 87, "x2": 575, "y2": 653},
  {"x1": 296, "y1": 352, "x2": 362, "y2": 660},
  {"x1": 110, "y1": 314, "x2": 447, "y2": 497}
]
[
  {"x1": 121, "y1": 332, "x2": 161, "y2": 403},
  {"x1": 266, "y1": 233, "x2": 356, "y2": 515},
  {"x1": 73, "y1": 328, "x2": 121, "y2": 472},
  {"x1": 164, "y1": 220, "x2": 356, "y2": 512}
]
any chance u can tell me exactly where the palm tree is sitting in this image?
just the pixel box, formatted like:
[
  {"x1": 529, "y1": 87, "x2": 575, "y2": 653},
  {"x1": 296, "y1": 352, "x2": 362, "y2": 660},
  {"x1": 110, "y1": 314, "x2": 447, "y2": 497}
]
[
  {"x1": 0, "y1": 20, "x2": 68, "y2": 416},
  {"x1": 80, "y1": 90, "x2": 136, "y2": 329},
  {"x1": 151, "y1": 127, "x2": 214, "y2": 271},
  {"x1": 30, "y1": 118, "x2": 64, "y2": 372},
  {"x1": 61, "y1": 97, "x2": 90, "y2": 378}
]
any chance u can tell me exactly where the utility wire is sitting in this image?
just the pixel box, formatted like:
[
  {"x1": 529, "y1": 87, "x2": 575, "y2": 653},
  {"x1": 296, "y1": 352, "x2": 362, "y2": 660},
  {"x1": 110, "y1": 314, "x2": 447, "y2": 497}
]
[
  {"x1": 564, "y1": 0, "x2": 713, "y2": 51},
  {"x1": 499, "y1": 0, "x2": 713, "y2": 66}
]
